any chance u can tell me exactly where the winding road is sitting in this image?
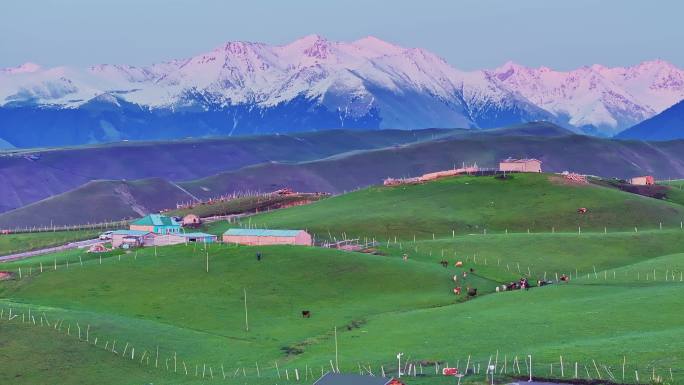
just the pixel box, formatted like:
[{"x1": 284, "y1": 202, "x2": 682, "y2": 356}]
[{"x1": 0, "y1": 238, "x2": 100, "y2": 263}]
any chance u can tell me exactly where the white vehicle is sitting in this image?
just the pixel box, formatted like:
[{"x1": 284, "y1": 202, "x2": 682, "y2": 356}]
[{"x1": 99, "y1": 231, "x2": 114, "y2": 240}]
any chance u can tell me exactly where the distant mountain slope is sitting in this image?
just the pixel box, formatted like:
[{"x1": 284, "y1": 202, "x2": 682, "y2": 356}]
[
  {"x1": 616, "y1": 99, "x2": 684, "y2": 140},
  {"x1": 0, "y1": 128, "x2": 449, "y2": 213},
  {"x1": 2, "y1": 36, "x2": 684, "y2": 146},
  {"x1": 4, "y1": 123, "x2": 684, "y2": 228},
  {"x1": 0, "y1": 178, "x2": 192, "y2": 229},
  {"x1": 182, "y1": 130, "x2": 684, "y2": 199}
]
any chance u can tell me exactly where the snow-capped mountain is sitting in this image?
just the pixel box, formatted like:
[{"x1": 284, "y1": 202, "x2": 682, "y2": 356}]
[
  {"x1": 488, "y1": 60, "x2": 684, "y2": 136},
  {"x1": 1, "y1": 35, "x2": 683, "y2": 146}
]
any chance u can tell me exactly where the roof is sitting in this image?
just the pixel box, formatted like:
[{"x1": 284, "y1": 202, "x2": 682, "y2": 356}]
[
  {"x1": 313, "y1": 373, "x2": 395, "y2": 385},
  {"x1": 132, "y1": 214, "x2": 179, "y2": 227},
  {"x1": 223, "y1": 228, "x2": 304, "y2": 237},
  {"x1": 501, "y1": 158, "x2": 542, "y2": 163},
  {"x1": 180, "y1": 232, "x2": 216, "y2": 238},
  {"x1": 112, "y1": 229, "x2": 152, "y2": 236}
]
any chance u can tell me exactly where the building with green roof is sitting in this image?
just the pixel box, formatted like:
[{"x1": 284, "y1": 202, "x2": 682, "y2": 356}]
[{"x1": 130, "y1": 214, "x2": 181, "y2": 235}]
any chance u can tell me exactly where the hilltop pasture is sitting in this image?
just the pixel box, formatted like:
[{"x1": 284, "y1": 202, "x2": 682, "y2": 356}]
[{"x1": 209, "y1": 173, "x2": 684, "y2": 239}]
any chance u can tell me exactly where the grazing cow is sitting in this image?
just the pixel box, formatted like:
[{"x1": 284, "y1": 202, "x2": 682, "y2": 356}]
[
  {"x1": 440, "y1": 260, "x2": 449, "y2": 268},
  {"x1": 455, "y1": 261, "x2": 463, "y2": 267},
  {"x1": 467, "y1": 287, "x2": 477, "y2": 297},
  {"x1": 560, "y1": 274, "x2": 570, "y2": 282},
  {"x1": 577, "y1": 207, "x2": 588, "y2": 214},
  {"x1": 302, "y1": 310, "x2": 311, "y2": 318},
  {"x1": 453, "y1": 287, "x2": 462, "y2": 295},
  {"x1": 520, "y1": 278, "x2": 530, "y2": 290}
]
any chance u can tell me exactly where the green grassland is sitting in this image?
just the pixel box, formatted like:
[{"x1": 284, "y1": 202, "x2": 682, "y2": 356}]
[
  {"x1": 1, "y1": 234, "x2": 682, "y2": 385},
  {"x1": 0, "y1": 229, "x2": 100, "y2": 256},
  {"x1": 2, "y1": 173, "x2": 684, "y2": 385},
  {"x1": 658, "y1": 180, "x2": 684, "y2": 207},
  {"x1": 208, "y1": 173, "x2": 684, "y2": 239}
]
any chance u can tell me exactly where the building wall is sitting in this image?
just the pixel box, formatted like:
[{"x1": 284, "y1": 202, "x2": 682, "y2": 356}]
[
  {"x1": 630, "y1": 176, "x2": 655, "y2": 185},
  {"x1": 130, "y1": 224, "x2": 155, "y2": 233},
  {"x1": 295, "y1": 231, "x2": 313, "y2": 246},
  {"x1": 223, "y1": 232, "x2": 312, "y2": 246},
  {"x1": 183, "y1": 214, "x2": 201, "y2": 226},
  {"x1": 499, "y1": 160, "x2": 542, "y2": 173},
  {"x1": 149, "y1": 234, "x2": 187, "y2": 246},
  {"x1": 111, "y1": 234, "x2": 127, "y2": 248},
  {"x1": 130, "y1": 224, "x2": 180, "y2": 234}
]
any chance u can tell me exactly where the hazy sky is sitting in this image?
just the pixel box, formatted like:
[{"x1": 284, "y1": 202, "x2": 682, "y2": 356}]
[{"x1": 2, "y1": 0, "x2": 682, "y2": 70}]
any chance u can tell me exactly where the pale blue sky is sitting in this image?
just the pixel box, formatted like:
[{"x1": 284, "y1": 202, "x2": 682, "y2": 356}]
[{"x1": 1, "y1": 0, "x2": 681, "y2": 70}]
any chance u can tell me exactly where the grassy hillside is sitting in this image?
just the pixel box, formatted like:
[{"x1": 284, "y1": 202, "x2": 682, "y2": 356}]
[
  {"x1": 183, "y1": 128, "x2": 684, "y2": 200},
  {"x1": 165, "y1": 193, "x2": 328, "y2": 219},
  {"x1": 0, "y1": 128, "x2": 451, "y2": 213},
  {"x1": 2, "y1": 231, "x2": 683, "y2": 384},
  {"x1": 658, "y1": 179, "x2": 684, "y2": 206},
  {"x1": 0, "y1": 178, "x2": 193, "y2": 228},
  {"x1": 213, "y1": 173, "x2": 684, "y2": 240},
  {"x1": 7, "y1": 123, "x2": 684, "y2": 229},
  {"x1": 0, "y1": 229, "x2": 99, "y2": 256},
  {"x1": 3, "y1": 157, "x2": 684, "y2": 384}
]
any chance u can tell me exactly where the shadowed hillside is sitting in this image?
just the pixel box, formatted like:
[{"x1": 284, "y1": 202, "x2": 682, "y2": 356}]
[
  {"x1": 183, "y1": 130, "x2": 684, "y2": 199},
  {"x1": 4, "y1": 123, "x2": 684, "y2": 228},
  {"x1": 0, "y1": 178, "x2": 193, "y2": 229},
  {"x1": 0, "y1": 128, "x2": 452, "y2": 213}
]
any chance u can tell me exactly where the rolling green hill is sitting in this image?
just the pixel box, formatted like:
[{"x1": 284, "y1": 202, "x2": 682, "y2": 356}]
[
  {"x1": 183, "y1": 127, "x2": 684, "y2": 201},
  {"x1": 5, "y1": 122, "x2": 684, "y2": 230},
  {"x1": 3, "y1": 171, "x2": 684, "y2": 384},
  {"x1": 212, "y1": 173, "x2": 684, "y2": 240},
  {"x1": 2, "y1": 232, "x2": 683, "y2": 385}
]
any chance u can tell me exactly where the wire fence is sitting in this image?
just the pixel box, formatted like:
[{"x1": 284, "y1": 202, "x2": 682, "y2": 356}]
[{"x1": 1, "y1": 304, "x2": 681, "y2": 385}]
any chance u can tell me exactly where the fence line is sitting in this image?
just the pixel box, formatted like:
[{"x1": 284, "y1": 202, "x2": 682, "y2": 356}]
[{"x1": 1, "y1": 305, "x2": 680, "y2": 384}]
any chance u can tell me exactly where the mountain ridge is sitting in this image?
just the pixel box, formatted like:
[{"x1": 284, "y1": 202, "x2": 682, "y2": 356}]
[
  {"x1": 3, "y1": 123, "x2": 684, "y2": 228},
  {"x1": 2, "y1": 36, "x2": 684, "y2": 146},
  {"x1": 617, "y1": 99, "x2": 684, "y2": 140}
]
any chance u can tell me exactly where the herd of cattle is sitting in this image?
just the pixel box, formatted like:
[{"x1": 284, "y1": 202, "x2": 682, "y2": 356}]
[{"x1": 437, "y1": 259, "x2": 570, "y2": 299}]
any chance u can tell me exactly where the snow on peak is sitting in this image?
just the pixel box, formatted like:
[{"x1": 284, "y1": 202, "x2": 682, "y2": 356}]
[
  {"x1": 1, "y1": 35, "x2": 683, "y2": 136},
  {"x1": 350, "y1": 36, "x2": 405, "y2": 57},
  {"x1": 2, "y1": 62, "x2": 42, "y2": 74}
]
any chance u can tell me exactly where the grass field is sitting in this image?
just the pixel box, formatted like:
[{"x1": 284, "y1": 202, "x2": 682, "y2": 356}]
[
  {"x1": 207, "y1": 173, "x2": 684, "y2": 240},
  {"x1": 2, "y1": 173, "x2": 684, "y2": 385},
  {"x1": 1, "y1": 230, "x2": 683, "y2": 384},
  {"x1": 658, "y1": 179, "x2": 684, "y2": 207},
  {"x1": 0, "y1": 229, "x2": 100, "y2": 256}
]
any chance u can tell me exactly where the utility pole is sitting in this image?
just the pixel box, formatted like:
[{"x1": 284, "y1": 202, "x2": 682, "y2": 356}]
[
  {"x1": 397, "y1": 353, "x2": 404, "y2": 378},
  {"x1": 334, "y1": 326, "x2": 339, "y2": 372},
  {"x1": 244, "y1": 288, "x2": 249, "y2": 332}
]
